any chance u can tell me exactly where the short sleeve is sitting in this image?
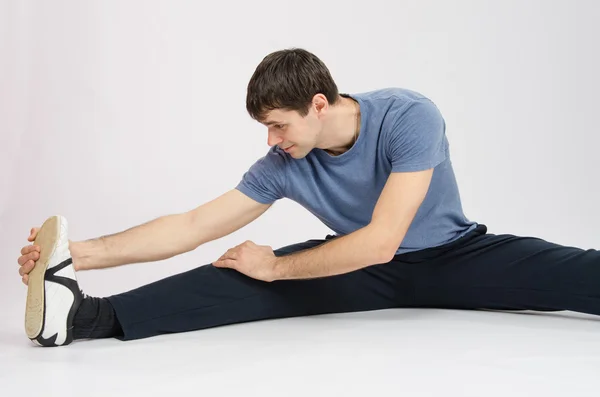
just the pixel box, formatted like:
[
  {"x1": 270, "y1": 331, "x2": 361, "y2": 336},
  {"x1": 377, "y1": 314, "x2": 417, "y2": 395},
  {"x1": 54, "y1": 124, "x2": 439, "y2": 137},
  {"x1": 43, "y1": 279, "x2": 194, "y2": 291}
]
[
  {"x1": 235, "y1": 148, "x2": 288, "y2": 204},
  {"x1": 386, "y1": 99, "x2": 448, "y2": 172}
]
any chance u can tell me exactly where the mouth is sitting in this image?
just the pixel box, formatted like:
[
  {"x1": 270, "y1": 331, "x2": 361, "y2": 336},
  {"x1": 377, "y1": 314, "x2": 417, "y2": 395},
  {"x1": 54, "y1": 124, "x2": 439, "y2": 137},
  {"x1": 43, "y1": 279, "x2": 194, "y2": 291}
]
[{"x1": 283, "y1": 145, "x2": 295, "y2": 152}]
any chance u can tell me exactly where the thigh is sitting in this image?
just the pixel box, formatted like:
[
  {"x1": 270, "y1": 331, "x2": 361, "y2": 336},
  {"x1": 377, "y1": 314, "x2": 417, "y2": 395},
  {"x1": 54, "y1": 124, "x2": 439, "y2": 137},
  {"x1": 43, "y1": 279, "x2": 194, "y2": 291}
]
[{"x1": 408, "y1": 231, "x2": 600, "y2": 313}]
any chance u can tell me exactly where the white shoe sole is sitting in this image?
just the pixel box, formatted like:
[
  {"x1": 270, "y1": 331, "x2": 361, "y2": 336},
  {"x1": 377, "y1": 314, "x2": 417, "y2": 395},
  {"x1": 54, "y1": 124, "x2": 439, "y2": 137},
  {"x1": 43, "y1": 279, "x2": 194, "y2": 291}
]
[{"x1": 25, "y1": 215, "x2": 83, "y2": 346}]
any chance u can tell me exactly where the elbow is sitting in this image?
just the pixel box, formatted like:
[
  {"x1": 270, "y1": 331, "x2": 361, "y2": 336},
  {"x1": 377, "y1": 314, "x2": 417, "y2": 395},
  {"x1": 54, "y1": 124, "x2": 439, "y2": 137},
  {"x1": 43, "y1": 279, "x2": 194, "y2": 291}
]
[
  {"x1": 181, "y1": 212, "x2": 205, "y2": 252},
  {"x1": 365, "y1": 223, "x2": 403, "y2": 263},
  {"x1": 372, "y1": 238, "x2": 400, "y2": 264},
  {"x1": 367, "y1": 227, "x2": 402, "y2": 263},
  {"x1": 378, "y1": 247, "x2": 397, "y2": 264}
]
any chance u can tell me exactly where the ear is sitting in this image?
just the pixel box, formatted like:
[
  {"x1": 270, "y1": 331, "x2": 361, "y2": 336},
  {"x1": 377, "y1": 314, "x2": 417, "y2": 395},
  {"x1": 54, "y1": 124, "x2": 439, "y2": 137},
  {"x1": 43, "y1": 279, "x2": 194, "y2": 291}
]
[{"x1": 311, "y1": 93, "x2": 328, "y2": 116}]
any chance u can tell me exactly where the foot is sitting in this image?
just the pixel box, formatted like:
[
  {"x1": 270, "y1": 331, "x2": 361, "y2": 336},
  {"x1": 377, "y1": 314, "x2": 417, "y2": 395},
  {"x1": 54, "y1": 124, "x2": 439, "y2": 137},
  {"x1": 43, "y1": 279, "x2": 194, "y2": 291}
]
[{"x1": 25, "y1": 215, "x2": 84, "y2": 347}]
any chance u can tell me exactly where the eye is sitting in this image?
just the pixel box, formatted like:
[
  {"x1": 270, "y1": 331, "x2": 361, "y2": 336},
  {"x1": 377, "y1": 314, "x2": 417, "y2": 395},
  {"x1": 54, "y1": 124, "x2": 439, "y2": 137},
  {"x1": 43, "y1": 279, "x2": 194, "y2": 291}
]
[{"x1": 275, "y1": 124, "x2": 285, "y2": 130}]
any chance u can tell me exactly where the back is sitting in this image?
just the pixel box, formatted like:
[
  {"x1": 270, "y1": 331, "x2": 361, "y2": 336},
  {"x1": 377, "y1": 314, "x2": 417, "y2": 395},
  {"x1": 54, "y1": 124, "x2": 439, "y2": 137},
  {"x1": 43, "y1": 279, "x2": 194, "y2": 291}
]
[{"x1": 236, "y1": 87, "x2": 478, "y2": 254}]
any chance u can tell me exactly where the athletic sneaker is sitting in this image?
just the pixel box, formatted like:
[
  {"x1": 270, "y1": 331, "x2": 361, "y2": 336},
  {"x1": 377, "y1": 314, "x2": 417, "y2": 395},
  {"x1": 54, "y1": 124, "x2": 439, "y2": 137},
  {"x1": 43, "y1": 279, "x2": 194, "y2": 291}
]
[{"x1": 25, "y1": 215, "x2": 84, "y2": 347}]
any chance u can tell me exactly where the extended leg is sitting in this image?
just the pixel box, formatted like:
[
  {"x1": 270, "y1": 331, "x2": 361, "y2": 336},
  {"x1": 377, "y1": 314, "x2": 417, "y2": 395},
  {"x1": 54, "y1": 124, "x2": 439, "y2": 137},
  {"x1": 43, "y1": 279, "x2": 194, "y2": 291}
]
[
  {"x1": 100, "y1": 238, "x2": 413, "y2": 341},
  {"x1": 406, "y1": 227, "x2": 600, "y2": 315}
]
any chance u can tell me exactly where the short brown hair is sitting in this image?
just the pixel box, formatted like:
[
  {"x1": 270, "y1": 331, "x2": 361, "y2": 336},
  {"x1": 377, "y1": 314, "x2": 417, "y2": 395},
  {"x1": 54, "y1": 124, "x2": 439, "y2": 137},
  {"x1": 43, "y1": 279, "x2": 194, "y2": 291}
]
[{"x1": 246, "y1": 48, "x2": 340, "y2": 122}]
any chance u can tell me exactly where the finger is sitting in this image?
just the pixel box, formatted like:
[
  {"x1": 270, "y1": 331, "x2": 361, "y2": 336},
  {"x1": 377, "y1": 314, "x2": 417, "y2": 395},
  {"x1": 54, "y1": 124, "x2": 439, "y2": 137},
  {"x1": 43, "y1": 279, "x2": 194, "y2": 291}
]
[
  {"x1": 20, "y1": 245, "x2": 32, "y2": 256},
  {"x1": 18, "y1": 251, "x2": 39, "y2": 266},
  {"x1": 19, "y1": 260, "x2": 34, "y2": 276},
  {"x1": 20, "y1": 260, "x2": 35, "y2": 276},
  {"x1": 20, "y1": 245, "x2": 40, "y2": 256},
  {"x1": 221, "y1": 249, "x2": 238, "y2": 260},
  {"x1": 213, "y1": 259, "x2": 236, "y2": 269},
  {"x1": 236, "y1": 241, "x2": 251, "y2": 249},
  {"x1": 27, "y1": 227, "x2": 40, "y2": 242},
  {"x1": 22, "y1": 274, "x2": 29, "y2": 285},
  {"x1": 214, "y1": 259, "x2": 227, "y2": 268}
]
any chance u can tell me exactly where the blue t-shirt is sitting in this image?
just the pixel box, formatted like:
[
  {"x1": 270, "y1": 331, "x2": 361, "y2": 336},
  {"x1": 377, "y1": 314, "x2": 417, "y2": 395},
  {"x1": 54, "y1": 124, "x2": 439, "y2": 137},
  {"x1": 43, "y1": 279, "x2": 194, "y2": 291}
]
[{"x1": 236, "y1": 87, "x2": 478, "y2": 255}]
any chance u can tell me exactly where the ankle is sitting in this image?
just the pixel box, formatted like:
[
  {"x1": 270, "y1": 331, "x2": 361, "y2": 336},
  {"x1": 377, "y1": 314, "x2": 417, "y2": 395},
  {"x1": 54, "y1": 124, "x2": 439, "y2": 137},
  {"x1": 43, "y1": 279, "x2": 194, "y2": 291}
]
[{"x1": 73, "y1": 296, "x2": 123, "y2": 340}]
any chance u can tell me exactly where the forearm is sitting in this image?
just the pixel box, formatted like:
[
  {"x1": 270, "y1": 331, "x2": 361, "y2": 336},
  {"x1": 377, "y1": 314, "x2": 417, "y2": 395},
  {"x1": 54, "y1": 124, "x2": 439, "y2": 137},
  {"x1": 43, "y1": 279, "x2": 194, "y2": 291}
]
[
  {"x1": 69, "y1": 213, "x2": 198, "y2": 271},
  {"x1": 274, "y1": 225, "x2": 398, "y2": 280}
]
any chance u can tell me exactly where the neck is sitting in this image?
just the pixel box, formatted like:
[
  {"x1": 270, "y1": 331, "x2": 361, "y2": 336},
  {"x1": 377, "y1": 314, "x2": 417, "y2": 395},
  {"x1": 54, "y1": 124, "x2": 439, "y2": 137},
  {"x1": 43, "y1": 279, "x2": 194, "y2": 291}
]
[{"x1": 320, "y1": 95, "x2": 360, "y2": 156}]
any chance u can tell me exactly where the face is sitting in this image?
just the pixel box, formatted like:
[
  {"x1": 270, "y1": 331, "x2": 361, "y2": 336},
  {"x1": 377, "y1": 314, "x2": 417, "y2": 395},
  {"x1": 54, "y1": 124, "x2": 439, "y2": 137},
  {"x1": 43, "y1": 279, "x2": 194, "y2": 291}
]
[{"x1": 260, "y1": 95, "x2": 328, "y2": 159}]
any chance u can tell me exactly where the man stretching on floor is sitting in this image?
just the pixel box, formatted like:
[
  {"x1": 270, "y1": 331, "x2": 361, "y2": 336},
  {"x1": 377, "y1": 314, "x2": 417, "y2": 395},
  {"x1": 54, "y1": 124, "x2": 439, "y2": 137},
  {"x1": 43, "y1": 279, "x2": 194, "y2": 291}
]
[{"x1": 18, "y1": 48, "x2": 600, "y2": 346}]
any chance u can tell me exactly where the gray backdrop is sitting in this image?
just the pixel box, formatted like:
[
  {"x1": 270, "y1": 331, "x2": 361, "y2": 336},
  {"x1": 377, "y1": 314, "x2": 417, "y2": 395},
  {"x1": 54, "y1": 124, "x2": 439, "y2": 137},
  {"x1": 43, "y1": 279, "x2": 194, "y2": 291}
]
[{"x1": 1, "y1": 0, "x2": 599, "y2": 359}]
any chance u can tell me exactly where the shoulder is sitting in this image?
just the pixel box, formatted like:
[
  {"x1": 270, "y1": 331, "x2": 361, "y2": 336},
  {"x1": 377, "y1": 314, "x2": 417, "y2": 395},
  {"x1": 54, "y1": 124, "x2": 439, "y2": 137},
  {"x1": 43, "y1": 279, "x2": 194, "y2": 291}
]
[
  {"x1": 242, "y1": 145, "x2": 291, "y2": 180},
  {"x1": 237, "y1": 146, "x2": 290, "y2": 203},
  {"x1": 353, "y1": 87, "x2": 441, "y2": 122},
  {"x1": 352, "y1": 87, "x2": 431, "y2": 106},
  {"x1": 257, "y1": 145, "x2": 289, "y2": 164},
  {"x1": 352, "y1": 87, "x2": 443, "y2": 130}
]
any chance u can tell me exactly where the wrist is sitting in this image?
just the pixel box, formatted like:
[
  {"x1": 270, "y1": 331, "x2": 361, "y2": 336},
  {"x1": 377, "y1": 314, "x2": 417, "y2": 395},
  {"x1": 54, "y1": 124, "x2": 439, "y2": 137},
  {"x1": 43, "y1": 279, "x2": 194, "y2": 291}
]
[
  {"x1": 272, "y1": 256, "x2": 286, "y2": 281},
  {"x1": 68, "y1": 240, "x2": 83, "y2": 271},
  {"x1": 69, "y1": 239, "x2": 100, "y2": 271}
]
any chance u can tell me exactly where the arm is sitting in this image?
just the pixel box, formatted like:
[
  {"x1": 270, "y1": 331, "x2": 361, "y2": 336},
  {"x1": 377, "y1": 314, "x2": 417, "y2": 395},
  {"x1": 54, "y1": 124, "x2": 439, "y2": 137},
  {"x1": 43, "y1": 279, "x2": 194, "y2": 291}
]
[
  {"x1": 274, "y1": 169, "x2": 433, "y2": 280},
  {"x1": 274, "y1": 98, "x2": 446, "y2": 280},
  {"x1": 70, "y1": 189, "x2": 271, "y2": 271},
  {"x1": 213, "y1": 98, "x2": 446, "y2": 282}
]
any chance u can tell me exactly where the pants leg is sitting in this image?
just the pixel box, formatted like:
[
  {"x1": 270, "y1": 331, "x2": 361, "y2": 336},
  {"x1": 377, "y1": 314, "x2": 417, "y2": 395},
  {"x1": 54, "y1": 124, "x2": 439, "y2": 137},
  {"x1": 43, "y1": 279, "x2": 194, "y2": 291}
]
[
  {"x1": 403, "y1": 225, "x2": 600, "y2": 314},
  {"x1": 106, "y1": 237, "x2": 416, "y2": 341}
]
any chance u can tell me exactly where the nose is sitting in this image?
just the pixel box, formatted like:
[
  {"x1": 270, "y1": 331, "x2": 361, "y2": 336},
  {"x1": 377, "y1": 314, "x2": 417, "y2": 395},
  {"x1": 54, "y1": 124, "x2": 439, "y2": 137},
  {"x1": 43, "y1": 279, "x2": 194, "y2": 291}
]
[{"x1": 267, "y1": 130, "x2": 283, "y2": 147}]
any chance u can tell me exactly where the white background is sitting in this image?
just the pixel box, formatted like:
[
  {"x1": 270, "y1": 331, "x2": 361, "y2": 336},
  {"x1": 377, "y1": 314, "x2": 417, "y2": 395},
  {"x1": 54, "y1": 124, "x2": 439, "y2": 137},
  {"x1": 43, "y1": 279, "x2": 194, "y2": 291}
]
[{"x1": 1, "y1": 1, "x2": 599, "y2": 396}]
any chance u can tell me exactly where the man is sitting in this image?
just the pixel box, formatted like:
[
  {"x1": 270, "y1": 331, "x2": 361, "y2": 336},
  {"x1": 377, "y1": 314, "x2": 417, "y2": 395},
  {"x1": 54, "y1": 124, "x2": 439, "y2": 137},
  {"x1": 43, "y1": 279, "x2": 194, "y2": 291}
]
[{"x1": 18, "y1": 48, "x2": 600, "y2": 347}]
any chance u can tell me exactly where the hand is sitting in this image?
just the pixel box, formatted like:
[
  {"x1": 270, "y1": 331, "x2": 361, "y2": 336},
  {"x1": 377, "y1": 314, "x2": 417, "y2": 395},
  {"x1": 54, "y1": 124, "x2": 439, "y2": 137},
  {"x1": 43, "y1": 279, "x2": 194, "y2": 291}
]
[
  {"x1": 18, "y1": 227, "x2": 41, "y2": 285},
  {"x1": 213, "y1": 240, "x2": 279, "y2": 282}
]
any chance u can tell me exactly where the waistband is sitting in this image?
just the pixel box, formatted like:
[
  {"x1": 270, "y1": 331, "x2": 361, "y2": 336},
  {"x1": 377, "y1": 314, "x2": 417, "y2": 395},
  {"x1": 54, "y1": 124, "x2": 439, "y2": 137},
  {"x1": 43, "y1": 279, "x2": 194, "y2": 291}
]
[{"x1": 391, "y1": 224, "x2": 488, "y2": 262}]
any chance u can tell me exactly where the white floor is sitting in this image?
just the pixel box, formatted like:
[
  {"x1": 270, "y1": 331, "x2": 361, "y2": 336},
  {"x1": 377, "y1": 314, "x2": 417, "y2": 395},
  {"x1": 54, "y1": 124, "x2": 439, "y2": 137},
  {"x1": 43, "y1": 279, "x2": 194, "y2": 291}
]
[{"x1": 2, "y1": 308, "x2": 600, "y2": 397}]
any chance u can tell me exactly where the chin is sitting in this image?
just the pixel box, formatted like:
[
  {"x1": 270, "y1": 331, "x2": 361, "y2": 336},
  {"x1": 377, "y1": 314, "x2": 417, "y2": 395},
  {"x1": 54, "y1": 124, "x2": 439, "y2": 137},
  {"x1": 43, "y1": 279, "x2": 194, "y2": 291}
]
[{"x1": 290, "y1": 148, "x2": 310, "y2": 159}]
